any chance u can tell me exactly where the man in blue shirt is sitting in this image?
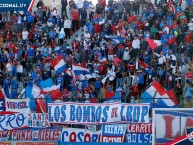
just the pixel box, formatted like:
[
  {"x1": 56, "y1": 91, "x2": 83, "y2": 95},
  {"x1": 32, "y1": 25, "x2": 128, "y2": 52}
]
[
  {"x1": 56, "y1": 74, "x2": 64, "y2": 91},
  {"x1": 26, "y1": 12, "x2": 34, "y2": 30},
  {"x1": 137, "y1": 71, "x2": 145, "y2": 95},
  {"x1": 94, "y1": 77, "x2": 101, "y2": 98},
  {"x1": 26, "y1": 43, "x2": 34, "y2": 63}
]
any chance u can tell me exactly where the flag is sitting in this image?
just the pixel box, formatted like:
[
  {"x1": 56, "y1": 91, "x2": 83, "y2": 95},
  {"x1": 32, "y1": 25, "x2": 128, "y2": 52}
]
[
  {"x1": 72, "y1": 64, "x2": 91, "y2": 75},
  {"x1": 84, "y1": 39, "x2": 89, "y2": 50},
  {"x1": 104, "y1": 35, "x2": 124, "y2": 46},
  {"x1": 36, "y1": 92, "x2": 49, "y2": 113},
  {"x1": 141, "y1": 81, "x2": 178, "y2": 107},
  {"x1": 146, "y1": 39, "x2": 162, "y2": 51},
  {"x1": 54, "y1": 47, "x2": 61, "y2": 54},
  {"x1": 25, "y1": 83, "x2": 41, "y2": 111},
  {"x1": 99, "y1": 57, "x2": 108, "y2": 65},
  {"x1": 51, "y1": 55, "x2": 66, "y2": 74},
  {"x1": 65, "y1": 69, "x2": 76, "y2": 85},
  {"x1": 139, "y1": 60, "x2": 151, "y2": 74},
  {"x1": 39, "y1": 78, "x2": 60, "y2": 92},
  {"x1": 104, "y1": 87, "x2": 122, "y2": 103},
  {"x1": 49, "y1": 89, "x2": 63, "y2": 101},
  {"x1": 0, "y1": 89, "x2": 5, "y2": 99},
  {"x1": 39, "y1": 78, "x2": 62, "y2": 101},
  {"x1": 0, "y1": 89, "x2": 5, "y2": 111}
]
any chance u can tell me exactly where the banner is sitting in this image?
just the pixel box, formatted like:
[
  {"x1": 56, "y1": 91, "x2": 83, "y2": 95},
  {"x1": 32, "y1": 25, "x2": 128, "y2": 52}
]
[
  {"x1": 0, "y1": 142, "x2": 11, "y2": 145},
  {"x1": 101, "y1": 124, "x2": 127, "y2": 142},
  {"x1": 126, "y1": 133, "x2": 152, "y2": 143},
  {"x1": 0, "y1": 0, "x2": 35, "y2": 12},
  {"x1": 0, "y1": 112, "x2": 28, "y2": 131},
  {"x1": 0, "y1": 98, "x2": 5, "y2": 111},
  {"x1": 127, "y1": 123, "x2": 152, "y2": 134},
  {"x1": 11, "y1": 128, "x2": 61, "y2": 141},
  {"x1": 0, "y1": 130, "x2": 12, "y2": 141},
  {"x1": 16, "y1": 142, "x2": 56, "y2": 145},
  {"x1": 126, "y1": 123, "x2": 152, "y2": 143},
  {"x1": 155, "y1": 110, "x2": 193, "y2": 144},
  {"x1": 28, "y1": 113, "x2": 50, "y2": 128},
  {"x1": 6, "y1": 98, "x2": 30, "y2": 112},
  {"x1": 60, "y1": 128, "x2": 101, "y2": 142},
  {"x1": 48, "y1": 102, "x2": 150, "y2": 124}
]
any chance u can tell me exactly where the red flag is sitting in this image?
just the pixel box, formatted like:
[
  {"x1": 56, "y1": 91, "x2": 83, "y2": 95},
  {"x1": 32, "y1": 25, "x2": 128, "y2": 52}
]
[
  {"x1": 0, "y1": 89, "x2": 5, "y2": 99},
  {"x1": 166, "y1": 90, "x2": 178, "y2": 105},
  {"x1": 146, "y1": 39, "x2": 162, "y2": 51},
  {"x1": 50, "y1": 89, "x2": 63, "y2": 101},
  {"x1": 152, "y1": 81, "x2": 166, "y2": 96},
  {"x1": 36, "y1": 92, "x2": 47, "y2": 113},
  {"x1": 139, "y1": 60, "x2": 149, "y2": 69}
]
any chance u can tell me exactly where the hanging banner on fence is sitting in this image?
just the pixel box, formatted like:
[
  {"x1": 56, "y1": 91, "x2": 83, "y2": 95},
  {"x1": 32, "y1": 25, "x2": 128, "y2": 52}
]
[
  {"x1": 126, "y1": 123, "x2": 152, "y2": 143},
  {"x1": 0, "y1": 130, "x2": 12, "y2": 141},
  {"x1": 0, "y1": 142, "x2": 11, "y2": 145},
  {"x1": 48, "y1": 102, "x2": 150, "y2": 124},
  {"x1": 155, "y1": 110, "x2": 193, "y2": 144},
  {"x1": 11, "y1": 127, "x2": 61, "y2": 141},
  {"x1": 0, "y1": 0, "x2": 35, "y2": 12},
  {"x1": 0, "y1": 112, "x2": 28, "y2": 131},
  {"x1": 0, "y1": 98, "x2": 5, "y2": 111},
  {"x1": 5, "y1": 98, "x2": 30, "y2": 112},
  {"x1": 16, "y1": 143, "x2": 56, "y2": 145},
  {"x1": 28, "y1": 113, "x2": 50, "y2": 128},
  {"x1": 127, "y1": 123, "x2": 152, "y2": 134},
  {"x1": 60, "y1": 128, "x2": 101, "y2": 142},
  {"x1": 126, "y1": 133, "x2": 152, "y2": 143},
  {"x1": 101, "y1": 124, "x2": 127, "y2": 142}
]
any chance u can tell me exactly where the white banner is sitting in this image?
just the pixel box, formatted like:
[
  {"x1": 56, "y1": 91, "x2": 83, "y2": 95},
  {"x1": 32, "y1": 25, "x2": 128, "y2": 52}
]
[
  {"x1": 155, "y1": 110, "x2": 193, "y2": 141},
  {"x1": 48, "y1": 102, "x2": 150, "y2": 124},
  {"x1": 60, "y1": 128, "x2": 101, "y2": 142},
  {"x1": 28, "y1": 113, "x2": 50, "y2": 128},
  {"x1": 0, "y1": 112, "x2": 28, "y2": 131},
  {"x1": 5, "y1": 98, "x2": 31, "y2": 112}
]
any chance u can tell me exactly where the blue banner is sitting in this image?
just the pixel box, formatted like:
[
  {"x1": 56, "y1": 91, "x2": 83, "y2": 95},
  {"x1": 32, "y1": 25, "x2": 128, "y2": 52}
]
[
  {"x1": 126, "y1": 133, "x2": 152, "y2": 143},
  {"x1": 0, "y1": 0, "x2": 35, "y2": 12},
  {"x1": 101, "y1": 124, "x2": 127, "y2": 142}
]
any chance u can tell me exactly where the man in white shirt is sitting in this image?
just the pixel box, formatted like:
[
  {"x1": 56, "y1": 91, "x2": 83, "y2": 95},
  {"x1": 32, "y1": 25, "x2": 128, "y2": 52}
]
[
  {"x1": 154, "y1": 51, "x2": 166, "y2": 65},
  {"x1": 84, "y1": 29, "x2": 90, "y2": 40},
  {"x1": 22, "y1": 29, "x2": 28, "y2": 44},
  {"x1": 188, "y1": 19, "x2": 193, "y2": 31},
  {"x1": 167, "y1": 51, "x2": 176, "y2": 61},
  {"x1": 162, "y1": 24, "x2": 169, "y2": 34},
  {"x1": 64, "y1": 16, "x2": 72, "y2": 39},
  {"x1": 50, "y1": 0, "x2": 58, "y2": 10},
  {"x1": 6, "y1": 60, "x2": 13, "y2": 77},
  {"x1": 77, "y1": 0, "x2": 84, "y2": 18},
  {"x1": 17, "y1": 61, "x2": 23, "y2": 82},
  {"x1": 132, "y1": 36, "x2": 140, "y2": 49}
]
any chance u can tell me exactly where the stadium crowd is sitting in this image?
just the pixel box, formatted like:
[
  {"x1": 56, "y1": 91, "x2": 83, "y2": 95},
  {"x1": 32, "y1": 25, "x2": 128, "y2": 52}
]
[{"x1": 0, "y1": 0, "x2": 192, "y2": 107}]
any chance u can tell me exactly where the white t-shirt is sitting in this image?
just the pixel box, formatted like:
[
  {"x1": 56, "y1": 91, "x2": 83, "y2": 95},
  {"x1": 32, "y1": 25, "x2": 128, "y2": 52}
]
[
  {"x1": 6, "y1": 63, "x2": 12, "y2": 71},
  {"x1": 22, "y1": 31, "x2": 29, "y2": 40},
  {"x1": 50, "y1": 2, "x2": 58, "y2": 9},
  {"x1": 77, "y1": 0, "x2": 84, "y2": 9},
  {"x1": 188, "y1": 22, "x2": 193, "y2": 31}
]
